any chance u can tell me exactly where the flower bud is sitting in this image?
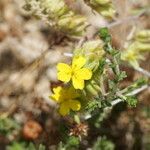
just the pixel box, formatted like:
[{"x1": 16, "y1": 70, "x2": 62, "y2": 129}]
[
  {"x1": 94, "y1": 0, "x2": 111, "y2": 5},
  {"x1": 135, "y1": 30, "x2": 150, "y2": 43},
  {"x1": 40, "y1": 0, "x2": 69, "y2": 18},
  {"x1": 121, "y1": 29, "x2": 150, "y2": 68},
  {"x1": 86, "y1": 83, "x2": 99, "y2": 96},
  {"x1": 24, "y1": 0, "x2": 87, "y2": 36},
  {"x1": 133, "y1": 41, "x2": 150, "y2": 52},
  {"x1": 84, "y1": 0, "x2": 116, "y2": 19},
  {"x1": 58, "y1": 12, "x2": 87, "y2": 35},
  {"x1": 85, "y1": 79, "x2": 101, "y2": 97},
  {"x1": 98, "y1": 4, "x2": 116, "y2": 19},
  {"x1": 74, "y1": 40, "x2": 105, "y2": 71},
  {"x1": 121, "y1": 45, "x2": 145, "y2": 68}
]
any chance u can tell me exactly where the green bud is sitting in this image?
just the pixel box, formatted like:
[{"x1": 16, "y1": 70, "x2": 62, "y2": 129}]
[
  {"x1": 122, "y1": 29, "x2": 150, "y2": 67},
  {"x1": 96, "y1": 4, "x2": 116, "y2": 18},
  {"x1": 58, "y1": 13, "x2": 87, "y2": 35},
  {"x1": 121, "y1": 49, "x2": 141, "y2": 68},
  {"x1": 135, "y1": 30, "x2": 150, "y2": 43},
  {"x1": 127, "y1": 41, "x2": 150, "y2": 53},
  {"x1": 136, "y1": 30, "x2": 150, "y2": 39},
  {"x1": 85, "y1": 72, "x2": 102, "y2": 98},
  {"x1": 74, "y1": 40, "x2": 105, "y2": 71},
  {"x1": 40, "y1": 0, "x2": 69, "y2": 18},
  {"x1": 126, "y1": 96, "x2": 137, "y2": 107},
  {"x1": 135, "y1": 41, "x2": 150, "y2": 52},
  {"x1": 91, "y1": 79, "x2": 101, "y2": 90},
  {"x1": 85, "y1": 83, "x2": 100, "y2": 96},
  {"x1": 24, "y1": 0, "x2": 87, "y2": 36},
  {"x1": 85, "y1": 0, "x2": 116, "y2": 19},
  {"x1": 91, "y1": 0, "x2": 111, "y2": 5}
]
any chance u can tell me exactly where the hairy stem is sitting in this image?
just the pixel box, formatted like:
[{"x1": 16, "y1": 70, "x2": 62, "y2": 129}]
[
  {"x1": 135, "y1": 67, "x2": 150, "y2": 78},
  {"x1": 85, "y1": 85, "x2": 149, "y2": 119}
]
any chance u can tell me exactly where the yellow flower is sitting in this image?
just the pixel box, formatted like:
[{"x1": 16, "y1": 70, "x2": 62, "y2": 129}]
[
  {"x1": 50, "y1": 86, "x2": 81, "y2": 116},
  {"x1": 57, "y1": 56, "x2": 92, "y2": 89}
]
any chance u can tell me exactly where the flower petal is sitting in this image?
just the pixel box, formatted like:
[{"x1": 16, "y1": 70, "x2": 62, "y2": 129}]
[
  {"x1": 57, "y1": 72, "x2": 71, "y2": 82},
  {"x1": 72, "y1": 76, "x2": 84, "y2": 89},
  {"x1": 57, "y1": 63, "x2": 71, "y2": 82},
  {"x1": 50, "y1": 86, "x2": 63, "y2": 102},
  {"x1": 53, "y1": 86, "x2": 62, "y2": 93},
  {"x1": 67, "y1": 86, "x2": 80, "y2": 99},
  {"x1": 72, "y1": 56, "x2": 86, "y2": 69},
  {"x1": 57, "y1": 63, "x2": 71, "y2": 73},
  {"x1": 59, "y1": 101, "x2": 70, "y2": 116},
  {"x1": 75, "y1": 68, "x2": 92, "y2": 80},
  {"x1": 69, "y1": 100, "x2": 81, "y2": 111}
]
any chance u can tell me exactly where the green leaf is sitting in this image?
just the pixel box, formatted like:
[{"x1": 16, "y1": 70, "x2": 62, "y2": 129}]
[
  {"x1": 6, "y1": 142, "x2": 26, "y2": 150},
  {"x1": 98, "y1": 59, "x2": 106, "y2": 74},
  {"x1": 92, "y1": 136, "x2": 115, "y2": 150},
  {"x1": 74, "y1": 115, "x2": 80, "y2": 124},
  {"x1": 7, "y1": 142, "x2": 46, "y2": 150},
  {"x1": 67, "y1": 136, "x2": 80, "y2": 146},
  {"x1": 108, "y1": 80, "x2": 116, "y2": 90},
  {"x1": 123, "y1": 78, "x2": 147, "y2": 94},
  {"x1": 101, "y1": 100, "x2": 112, "y2": 108},
  {"x1": 28, "y1": 143, "x2": 36, "y2": 150},
  {"x1": 117, "y1": 71, "x2": 127, "y2": 81},
  {"x1": 85, "y1": 99, "x2": 101, "y2": 113},
  {"x1": 39, "y1": 144, "x2": 46, "y2": 150},
  {"x1": 99, "y1": 27, "x2": 111, "y2": 42},
  {"x1": 135, "y1": 78, "x2": 148, "y2": 87},
  {"x1": 58, "y1": 142, "x2": 66, "y2": 150},
  {"x1": 126, "y1": 96, "x2": 137, "y2": 107},
  {"x1": 58, "y1": 136, "x2": 80, "y2": 150},
  {"x1": 0, "y1": 117, "x2": 20, "y2": 137}
]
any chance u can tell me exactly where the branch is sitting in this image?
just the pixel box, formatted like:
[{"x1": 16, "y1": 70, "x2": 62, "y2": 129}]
[
  {"x1": 135, "y1": 67, "x2": 150, "y2": 78},
  {"x1": 106, "y1": 8, "x2": 147, "y2": 29},
  {"x1": 111, "y1": 84, "x2": 149, "y2": 106},
  {"x1": 64, "y1": 52, "x2": 73, "y2": 57},
  {"x1": 85, "y1": 85, "x2": 149, "y2": 119}
]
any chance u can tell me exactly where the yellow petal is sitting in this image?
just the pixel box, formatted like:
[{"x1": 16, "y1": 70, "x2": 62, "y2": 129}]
[
  {"x1": 67, "y1": 86, "x2": 80, "y2": 99},
  {"x1": 72, "y1": 56, "x2": 86, "y2": 69},
  {"x1": 50, "y1": 86, "x2": 63, "y2": 103},
  {"x1": 69, "y1": 100, "x2": 81, "y2": 111},
  {"x1": 57, "y1": 63, "x2": 71, "y2": 82},
  {"x1": 57, "y1": 63, "x2": 71, "y2": 73},
  {"x1": 53, "y1": 86, "x2": 62, "y2": 93},
  {"x1": 57, "y1": 72, "x2": 71, "y2": 82},
  {"x1": 72, "y1": 76, "x2": 84, "y2": 89},
  {"x1": 75, "y1": 68, "x2": 92, "y2": 80},
  {"x1": 59, "y1": 101, "x2": 70, "y2": 116}
]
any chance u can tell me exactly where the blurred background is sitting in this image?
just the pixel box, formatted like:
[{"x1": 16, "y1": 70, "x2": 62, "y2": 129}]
[{"x1": 0, "y1": 0, "x2": 149, "y2": 149}]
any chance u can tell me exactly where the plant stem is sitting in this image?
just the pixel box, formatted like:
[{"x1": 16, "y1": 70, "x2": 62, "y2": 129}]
[
  {"x1": 107, "y1": 9, "x2": 147, "y2": 28},
  {"x1": 135, "y1": 67, "x2": 150, "y2": 78},
  {"x1": 85, "y1": 85, "x2": 149, "y2": 119},
  {"x1": 109, "y1": 84, "x2": 149, "y2": 107},
  {"x1": 64, "y1": 52, "x2": 73, "y2": 57}
]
